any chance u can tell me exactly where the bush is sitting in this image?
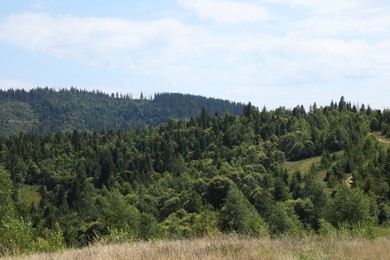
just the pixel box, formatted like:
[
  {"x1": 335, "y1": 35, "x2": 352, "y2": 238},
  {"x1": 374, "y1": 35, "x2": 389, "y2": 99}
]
[
  {"x1": 34, "y1": 223, "x2": 65, "y2": 253},
  {"x1": 0, "y1": 217, "x2": 34, "y2": 255}
]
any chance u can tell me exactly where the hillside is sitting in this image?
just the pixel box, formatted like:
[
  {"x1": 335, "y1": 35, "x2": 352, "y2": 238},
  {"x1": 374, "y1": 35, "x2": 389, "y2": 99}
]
[
  {"x1": 0, "y1": 88, "x2": 244, "y2": 136},
  {"x1": 1, "y1": 96, "x2": 390, "y2": 256}
]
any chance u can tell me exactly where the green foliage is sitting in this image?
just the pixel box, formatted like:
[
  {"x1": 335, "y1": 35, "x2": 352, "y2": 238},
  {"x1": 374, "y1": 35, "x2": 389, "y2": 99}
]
[
  {"x1": 378, "y1": 203, "x2": 390, "y2": 226},
  {"x1": 250, "y1": 187, "x2": 274, "y2": 219},
  {"x1": 102, "y1": 191, "x2": 141, "y2": 237},
  {"x1": 219, "y1": 188, "x2": 268, "y2": 237},
  {"x1": 0, "y1": 101, "x2": 38, "y2": 136},
  {"x1": 35, "y1": 223, "x2": 65, "y2": 253},
  {"x1": 268, "y1": 202, "x2": 303, "y2": 236},
  {"x1": 326, "y1": 185, "x2": 372, "y2": 227},
  {"x1": 204, "y1": 176, "x2": 236, "y2": 209},
  {"x1": 138, "y1": 213, "x2": 162, "y2": 240},
  {"x1": 161, "y1": 209, "x2": 220, "y2": 238},
  {"x1": 0, "y1": 166, "x2": 14, "y2": 218},
  {"x1": 0, "y1": 167, "x2": 35, "y2": 255},
  {"x1": 0, "y1": 96, "x2": 389, "y2": 255},
  {"x1": 0, "y1": 88, "x2": 244, "y2": 136},
  {"x1": 0, "y1": 216, "x2": 35, "y2": 255}
]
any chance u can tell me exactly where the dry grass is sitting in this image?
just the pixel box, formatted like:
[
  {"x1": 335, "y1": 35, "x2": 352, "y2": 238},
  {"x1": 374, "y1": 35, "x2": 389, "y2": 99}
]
[
  {"x1": 371, "y1": 132, "x2": 390, "y2": 148},
  {"x1": 285, "y1": 156, "x2": 322, "y2": 174},
  {"x1": 284, "y1": 151, "x2": 343, "y2": 174},
  {"x1": 5, "y1": 235, "x2": 390, "y2": 260},
  {"x1": 17, "y1": 185, "x2": 41, "y2": 207}
]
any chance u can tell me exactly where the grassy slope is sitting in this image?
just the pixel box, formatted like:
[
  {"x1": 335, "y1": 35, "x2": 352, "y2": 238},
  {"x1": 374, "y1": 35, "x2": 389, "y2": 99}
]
[
  {"x1": 285, "y1": 156, "x2": 322, "y2": 173},
  {"x1": 284, "y1": 151, "x2": 344, "y2": 182},
  {"x1": 17, "y1": 185, "x2": 41, "y2": 207},
  {"x1": 7, "y1": 235, "x2": 390, "y2": 260},
  {"x1": 371, "y1": 132, "x2": 390, "y2": 148}
]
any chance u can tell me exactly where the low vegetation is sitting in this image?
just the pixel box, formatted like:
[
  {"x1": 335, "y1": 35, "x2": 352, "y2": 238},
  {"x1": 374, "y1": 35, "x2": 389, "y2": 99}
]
[{"x1": 6, "y1": 235, "x2": 390, "y2": 260}]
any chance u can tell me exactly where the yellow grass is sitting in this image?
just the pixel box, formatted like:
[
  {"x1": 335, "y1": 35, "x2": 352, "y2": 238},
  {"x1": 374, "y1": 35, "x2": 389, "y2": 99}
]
[
  {"x1": 5, "y1": 235, "x2": 390, "y2": 260},
  {"x1": 17, "y1": 185, "x2": 41, "y2": 207},
  {"x1": 371, "y1": 132, "x2": 390, "y2": 148},
  {"x1": 285, "y1": 151, "x2": 344, "y2": 179},
  {"x1": 285, "y1": 156, "x2": 322, "y2": 174}
]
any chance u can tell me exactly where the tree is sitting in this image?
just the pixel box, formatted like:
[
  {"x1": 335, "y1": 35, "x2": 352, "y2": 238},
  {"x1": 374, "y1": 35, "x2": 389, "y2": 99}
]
[
  {"x1": 250, "y1": 187, "x2": 274, "y2": 219},
  {"x1": 301, "y1": 175, "x2": 328, "y2": 230},
  {"x1": 102, "y1": 191, "x2": 141, "y2": 237},
  {"x1": 0, "y1": 166, "x2": 35, "y2": 255},
  {"x1": 326, "y1": 185, "x2": 372, "y2": 227},
  {"x1": 0, "y1": 166, "x2": 14, "y2": 219},
  {"x1": 219, "y1": 188, "x2": 268, "y2": 237},
  {"x1": 204, "y1": 176, "x2": 236, "y2": 209},
  {"x1": 268, "y1": 202, "x2": 303, "y2": 236},
  {"x1": 273, "y1": 177, "x2": 290, "y2": 202}
]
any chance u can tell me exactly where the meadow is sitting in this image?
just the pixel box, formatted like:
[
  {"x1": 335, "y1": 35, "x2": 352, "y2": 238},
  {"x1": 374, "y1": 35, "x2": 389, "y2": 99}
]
[{"x1": 5, "y1": 234, "x2": 390, "y2": 260}]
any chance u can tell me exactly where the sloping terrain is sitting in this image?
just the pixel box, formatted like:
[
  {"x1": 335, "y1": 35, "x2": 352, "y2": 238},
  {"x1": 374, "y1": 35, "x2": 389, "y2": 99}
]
[{"x1": 0, "y1": 88, "x2": 244, "y2": 135}]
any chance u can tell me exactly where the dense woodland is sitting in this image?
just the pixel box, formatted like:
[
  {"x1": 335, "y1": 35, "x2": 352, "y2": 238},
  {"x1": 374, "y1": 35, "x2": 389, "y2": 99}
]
[
  {"x1": 0, "y1": 88, "x2": 243, "y2": 136},
  {"x1": 1, "y1": 94, "x2": 390, "y2": 255}
]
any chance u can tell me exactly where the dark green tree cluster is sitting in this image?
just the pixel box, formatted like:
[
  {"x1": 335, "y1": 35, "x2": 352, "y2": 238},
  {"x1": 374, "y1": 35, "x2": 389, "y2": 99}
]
[
  {"x1": 0, "y1": 88, "x2": 244, "y2": 136},
  {"x1": 381, "y1": 109, "x2": 390, "y2": 137},
  {"x1": 0, "y1": 96, "x2": 389, "y2": 255}
]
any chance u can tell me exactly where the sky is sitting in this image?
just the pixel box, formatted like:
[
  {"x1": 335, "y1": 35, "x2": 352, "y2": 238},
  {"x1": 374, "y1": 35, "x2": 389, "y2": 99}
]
[{"x1": 0, "y1": 0, "x2": 389, "y2": 109}]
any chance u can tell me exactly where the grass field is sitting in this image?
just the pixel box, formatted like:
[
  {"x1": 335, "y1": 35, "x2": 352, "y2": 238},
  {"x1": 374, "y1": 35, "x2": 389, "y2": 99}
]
[
  {"x1": 284, "y1": 151, "x2": 343, "y2": 180},
  {"x1": 285, "y1": 156, "x2": 322, "y2": 173},
  {"x1": 285, "y1": 151, "x2": 344, "y2": 172},
  {"x1": 371, "y1": 132, "x2": 390, "y2": 148},
  {"x1": 6, "y1": 235, "x2": 390, "y2": 260},
  {"x1": 17, "y1": 185, "x2": 41, "y2": 207}
]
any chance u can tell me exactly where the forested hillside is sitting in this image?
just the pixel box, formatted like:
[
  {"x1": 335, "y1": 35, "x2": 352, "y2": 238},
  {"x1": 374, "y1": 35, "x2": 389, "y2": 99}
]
[
  {"x1": 0, "y1": 88, "x2": 244, "y2": 136},
  {"x1": 1, "y1": 96, "x2": 390, "y2": 255}
]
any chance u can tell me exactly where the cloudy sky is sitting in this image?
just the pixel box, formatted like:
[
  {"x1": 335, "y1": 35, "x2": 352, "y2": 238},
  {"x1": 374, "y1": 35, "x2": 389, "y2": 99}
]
[{"x1": 0, "y1": 0, "x2": 389, "y2": 109}]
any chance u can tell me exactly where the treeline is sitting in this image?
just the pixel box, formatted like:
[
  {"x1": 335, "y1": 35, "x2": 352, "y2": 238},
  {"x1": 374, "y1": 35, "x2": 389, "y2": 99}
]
[
  {"x1": 0, "y1": 97, "x2": 390, "y2": 255},
  {"x1": 0, "y1": 87, "x2": 244, "y2": 136}
]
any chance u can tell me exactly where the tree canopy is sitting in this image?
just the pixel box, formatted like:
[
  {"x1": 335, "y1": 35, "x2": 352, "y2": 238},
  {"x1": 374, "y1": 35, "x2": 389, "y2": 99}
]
[{"x1": 1, "y1": 95, "x2": 390, "y2": 255}]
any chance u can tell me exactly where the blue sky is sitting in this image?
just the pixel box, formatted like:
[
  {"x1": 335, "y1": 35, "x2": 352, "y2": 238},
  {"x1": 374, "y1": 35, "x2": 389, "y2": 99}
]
[{"x1": 0, "y1": 0, "x2": 389, "y2": 109}]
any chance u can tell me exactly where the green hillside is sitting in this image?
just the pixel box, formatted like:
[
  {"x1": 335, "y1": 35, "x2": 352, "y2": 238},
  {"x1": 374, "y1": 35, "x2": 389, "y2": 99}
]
[
  {"x1": 1, "y1": 96, "x2": 390, "y2": 256},
  {"x1": 0, "y1": 88, "x2": 244, "y2": 136},
  {"x1": 0, "y1": 101, "x2": 39, "y2": 136}
]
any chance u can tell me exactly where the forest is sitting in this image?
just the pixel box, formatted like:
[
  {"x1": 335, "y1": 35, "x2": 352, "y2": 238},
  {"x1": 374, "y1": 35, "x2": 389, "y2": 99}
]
[
  {"x1": 0, "y1": 87, "x2": 243, "y2": 136},
  {"x1": 1, "y1": 94, "x2": 390, "y2": 256}
]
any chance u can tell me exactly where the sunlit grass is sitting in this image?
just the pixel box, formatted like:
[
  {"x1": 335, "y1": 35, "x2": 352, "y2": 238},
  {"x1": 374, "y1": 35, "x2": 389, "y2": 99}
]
[
  {"x1": 6, "y1": 235, "x2": 390, "y2": 260},
  {"x1": 372, "y1": 226, "x2": 390, "y2": 238},
  {"x1": 17, "y1": 185, "x2": 41, "y2": 207},
  {"x1": 285, "y1": 156, "x2": 322, "y2": 173},
  {"x1": 285, "y1": 151, "x2": 344, "y2": 176},
  {"x1": 371, "y1": 132, "x2": 390, "y2": 148}
]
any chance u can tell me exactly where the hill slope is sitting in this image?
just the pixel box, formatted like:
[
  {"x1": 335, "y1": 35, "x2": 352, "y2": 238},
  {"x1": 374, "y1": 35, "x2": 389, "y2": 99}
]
[
  {"x1": 0, "y1": 88, "x2": 244, "y2": 136},
  {"x1": 1, "y1": 96, "x2": 390, "y2": 256}
]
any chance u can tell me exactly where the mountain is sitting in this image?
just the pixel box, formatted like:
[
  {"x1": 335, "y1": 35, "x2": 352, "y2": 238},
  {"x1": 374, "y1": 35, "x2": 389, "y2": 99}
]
[
  {"x1": 0, "y1": 87, "x2": 244, "y2": 136},
  {"x1": 1, "y1": 96, "x2": 390, "y2": 256}
]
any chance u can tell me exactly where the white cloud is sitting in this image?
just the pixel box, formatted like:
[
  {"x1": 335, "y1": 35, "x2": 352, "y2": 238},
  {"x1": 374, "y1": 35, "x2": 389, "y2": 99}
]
[
  {"x1": 1, "y1": 12, "x2": 388, "y2": 86},
  {"x1": 270, "y1": 0, "x2": 390, "y2": 37},
  {"x1": 0, "y1": 3, "x2": 389, "y2": 109},
  {"x1": 177, "y1": 0, "x2": 271, "y2": 24},
  {"x1": 294, "y1": 11, "x2": 390, "y2": 37},
  {"x1": 0, "y1": 13, "x2": 210, "y2": 76},
  {"x1": 0, "y1": 79, "x2": 36, "y2": 90}
]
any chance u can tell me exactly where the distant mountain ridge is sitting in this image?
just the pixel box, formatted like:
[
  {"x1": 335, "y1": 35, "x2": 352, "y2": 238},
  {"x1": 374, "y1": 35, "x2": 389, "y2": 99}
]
[{"x1": 0, "y1": 87, "x2": 244, "y2": 136}]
